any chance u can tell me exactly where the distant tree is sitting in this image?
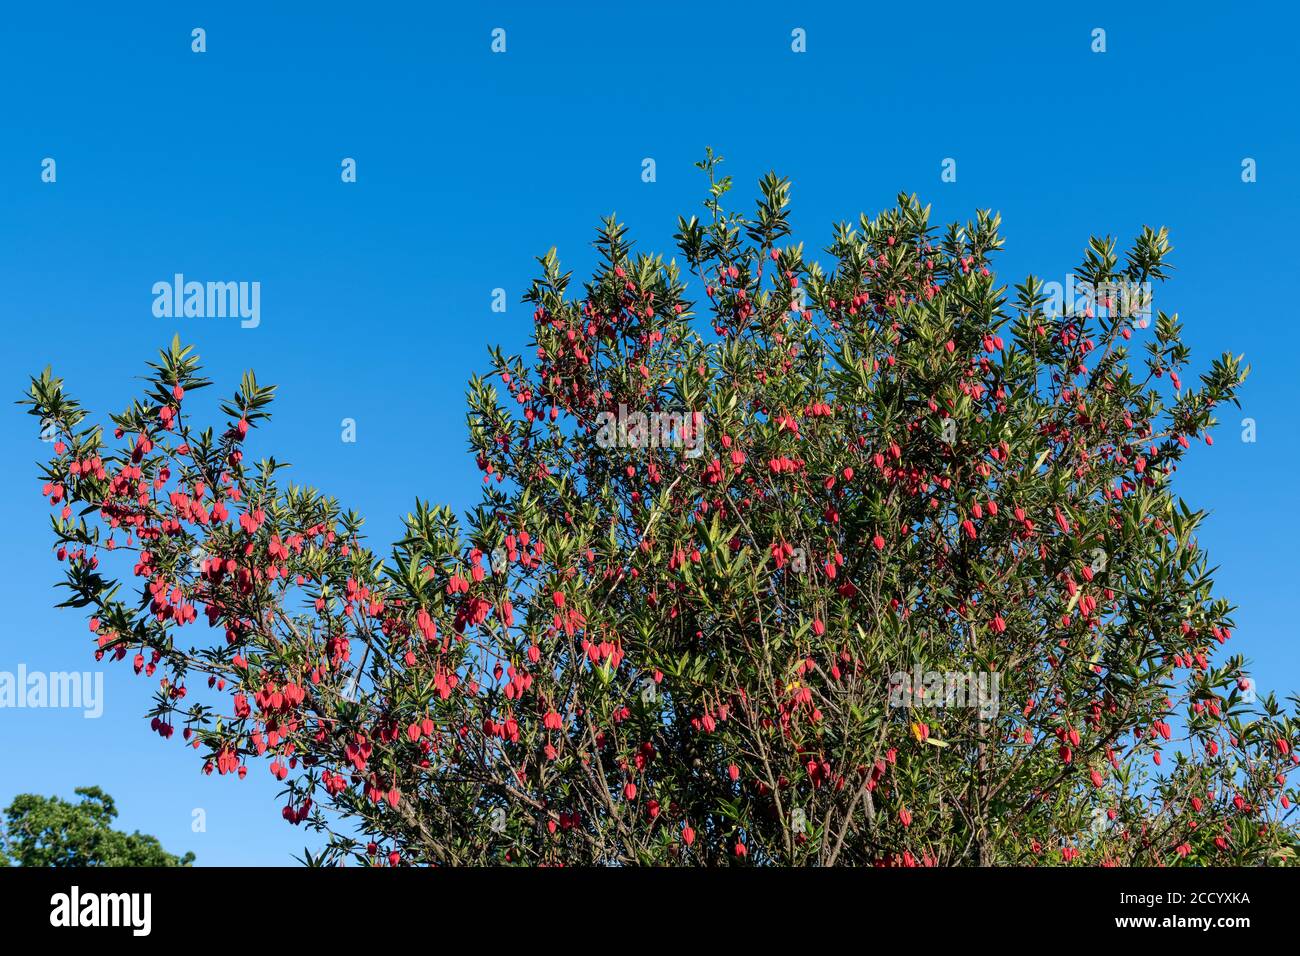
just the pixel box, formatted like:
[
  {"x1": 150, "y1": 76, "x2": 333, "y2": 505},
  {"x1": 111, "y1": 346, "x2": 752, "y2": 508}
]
[{"x1": 0, "y1": 787, "x2": 194, "y2": 867}]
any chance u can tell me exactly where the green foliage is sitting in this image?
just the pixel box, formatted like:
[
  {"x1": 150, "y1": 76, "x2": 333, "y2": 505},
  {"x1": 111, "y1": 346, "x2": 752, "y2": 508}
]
[
  {"x1": 0, "y1": 787, "x2": 194, "y2": 867},
  {"x1": 18, "y1": 155, "x2": 1297, "y2": 867}
]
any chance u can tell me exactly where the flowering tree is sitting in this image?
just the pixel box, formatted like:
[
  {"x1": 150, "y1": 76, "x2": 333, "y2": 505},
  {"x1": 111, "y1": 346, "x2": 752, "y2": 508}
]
[{"x1": 23, "y1": 153, "x2": 1299, "y2": 866}]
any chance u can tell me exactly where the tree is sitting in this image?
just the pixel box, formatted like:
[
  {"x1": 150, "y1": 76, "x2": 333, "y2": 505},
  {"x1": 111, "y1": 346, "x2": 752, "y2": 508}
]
[
  {"x1": 0, "y1": 786, "x2": 194, "y2": 867},
  {"x1": 21, "y1": 152, "x2": 1299, "y2": 866}
]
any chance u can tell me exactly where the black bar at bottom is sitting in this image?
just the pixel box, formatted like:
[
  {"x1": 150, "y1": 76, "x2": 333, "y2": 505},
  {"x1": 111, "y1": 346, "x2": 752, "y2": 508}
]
[{"x1": 0, "y1": 865, "x2": 1283, "y2": 941}]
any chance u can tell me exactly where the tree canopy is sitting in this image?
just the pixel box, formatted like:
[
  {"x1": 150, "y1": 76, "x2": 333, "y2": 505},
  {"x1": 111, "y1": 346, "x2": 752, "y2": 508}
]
[
  {"x1": 0, "y1": 787, "x2": 194, "y2": 867},
  {"x1": 22, "y1": 153, "x2": 1299, "y2": 865}
]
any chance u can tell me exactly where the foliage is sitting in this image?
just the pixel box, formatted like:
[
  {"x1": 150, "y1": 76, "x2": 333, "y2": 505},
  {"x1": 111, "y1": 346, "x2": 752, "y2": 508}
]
[
  {"x1": 21, "y1": 152, "x2": 1298, "y2": 866},
  {"x1": 0, "y1": 787, "x2": 194, "y2": 867}
]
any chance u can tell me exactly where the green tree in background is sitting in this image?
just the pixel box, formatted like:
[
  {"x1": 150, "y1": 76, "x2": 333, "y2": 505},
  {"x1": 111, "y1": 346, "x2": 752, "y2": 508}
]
[{"x1": 0, "y1": 787, "x2": 194, "y2": 867}]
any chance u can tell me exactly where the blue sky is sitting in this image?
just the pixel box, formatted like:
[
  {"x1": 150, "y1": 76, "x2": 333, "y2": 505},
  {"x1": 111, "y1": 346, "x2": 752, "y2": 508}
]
[{"x1": 1, "y1": 2, "x2": 1296, "y2": 865}]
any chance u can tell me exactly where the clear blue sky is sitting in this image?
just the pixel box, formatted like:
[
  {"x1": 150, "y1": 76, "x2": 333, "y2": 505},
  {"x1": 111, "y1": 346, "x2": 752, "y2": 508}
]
[{"x1": 1, "y1": 2, "x2": 1296, "y2": 865}]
